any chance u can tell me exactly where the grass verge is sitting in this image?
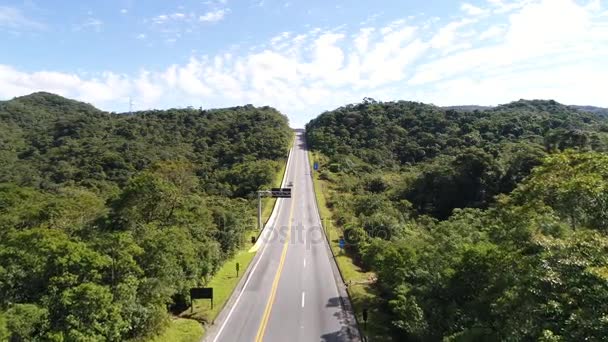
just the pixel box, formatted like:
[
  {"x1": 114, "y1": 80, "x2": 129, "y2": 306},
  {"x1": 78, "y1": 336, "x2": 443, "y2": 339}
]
[
  {"x1": 146, "y1": 234, "x2": 257, "y2": 342},
  {"x1": 181, "y1": 240, "x2": 257, "y2": 323},
  {"x1": 146, "y1": 319, "x2": 204, "y2": 342},
  {"x1": 308, "y1": 151, "x2": 395, "y2": 342}
]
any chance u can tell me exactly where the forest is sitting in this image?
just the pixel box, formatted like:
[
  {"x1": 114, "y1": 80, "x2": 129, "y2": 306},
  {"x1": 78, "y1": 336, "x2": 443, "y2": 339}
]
[
  {"x1": 306, "y1": 98, "x2": 608, "y2": 341},
  {"x1": 0, "y1": 92, "x2": 292, "y2": 341}
]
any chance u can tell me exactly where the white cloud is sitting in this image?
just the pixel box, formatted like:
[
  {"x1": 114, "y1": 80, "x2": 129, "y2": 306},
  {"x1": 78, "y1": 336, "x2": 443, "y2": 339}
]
[
  {"x1": 153, "y1": 14, "x2": 168, "y2": 23},
  {"x1": 417, "y1": 62, "x2": 608, "y2": 107},
  {"x1": 174, "y1": 58, "x2": 214, "y2": 96},
  {"x1": 505, "y1": 0, "x2": 590, "y2": 48},
  {"x1": 0, "y1": 66, "x2": 131, "y2": 105},
  {"x1": 410, "y1": 0, "x2": 606, "y2": 85},
  {"x1": 478, "y1": 25, "x2": 505, "y2": 40},
  {"x1": 0, "y1": 5, "x2": 44, "y2": 30},
  {"x1": 430, "y1": 18, "x2": 476, "y2": 50},
  {"x1": 199, "y1": 9, "x2": 227, "y2": 22},
  {"x1": 354, "y1": 28, "x2": 374, "y2": 53},
  {"x1": 152, "y1": 13, "x2": 191, "y2": 24},
  {"x1": 357, "y1": 24, "x2": 426, "y2": 87},
  {"x1": 486, "y1": 0, "x2": 531, "y2": 14},
  {"x1": 461, "y1": 3, "x2": 488, "y2": 16},
  {"x1": 1, "y1": 0, "x2": 607, "y2": 127},
  {"x1": 75, "y1": 18, "x2": 103, "y2": 32},
  {"x1": 203, "y1": 0, "x2": 228, "y2": 5},
  {"x1": 120, "y1": 9, "x2": 128, "y2": 14},
  {"x1": 270, "y1": 31, "x2": 291, "y2": 49},
  {"x1": 134, "y1": 72, "x2": 164, "y2": 106}
]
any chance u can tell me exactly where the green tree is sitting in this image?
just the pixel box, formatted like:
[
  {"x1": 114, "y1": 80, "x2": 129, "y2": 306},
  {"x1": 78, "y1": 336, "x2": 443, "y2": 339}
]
[
  {"x1": 0, "y1": 228, "x2": 110, "y2": 304},
  {"x1": 223, "y1": 160, "x2": 277, "y2": 197},
  {"x1": 0, "y1": 311, "x2": 9, "y2": 341},
  {"x1": 49, "y1": 283, "x2": 126, "y2": 341},
  {"x1": 389, "y1": 285, "x2": 427, "y2": 339},
  {"x1": 513, "y1": 151, "x2": 608, "y2": 230},
  {"x1": 112, "y1": 161, "x2": 199, "y2": 229},
  {"x1": 4, "y1": 304, "x2": 49, "y2": 341}
]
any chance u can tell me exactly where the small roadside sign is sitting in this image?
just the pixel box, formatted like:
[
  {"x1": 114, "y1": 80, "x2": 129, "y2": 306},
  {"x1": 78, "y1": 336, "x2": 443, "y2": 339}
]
[
  {"x1": 190, "y1": 287, "x2": 213, "y2": 311},
  {"x1": 313, "y1": 162, "x2": 319, "y2": 171},
  {"x1": 190, "y1": 287, "x2": 213, "y2": 299},
  {"x1": 339, "y1": 237, "x2": 345, "y2": 250}
]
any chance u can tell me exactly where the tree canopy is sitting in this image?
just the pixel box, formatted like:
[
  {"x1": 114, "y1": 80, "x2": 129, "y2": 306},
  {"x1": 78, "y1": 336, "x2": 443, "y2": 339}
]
[{"x1": 306, "y1": 99, "x2": 608, "y2": 341}]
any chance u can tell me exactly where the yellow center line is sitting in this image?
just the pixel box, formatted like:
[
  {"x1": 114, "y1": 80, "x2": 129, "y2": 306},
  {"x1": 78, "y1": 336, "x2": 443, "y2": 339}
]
[{"x1": 255, "y1": 152, "x2": 298, "y2": 342}]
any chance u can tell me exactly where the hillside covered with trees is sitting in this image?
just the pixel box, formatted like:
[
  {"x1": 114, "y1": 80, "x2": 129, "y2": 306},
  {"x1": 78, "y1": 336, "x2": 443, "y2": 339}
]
[
  {"x1": 306, "y1": 99, "x2": 608, "y2": 341},
  {"x1": 0, "y1": 92, "x2": 291, "y2": 341}
]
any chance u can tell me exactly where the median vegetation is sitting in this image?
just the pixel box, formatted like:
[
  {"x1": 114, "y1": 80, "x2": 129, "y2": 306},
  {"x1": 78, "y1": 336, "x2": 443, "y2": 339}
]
[
  {"x1": 306, "y1": 99, "x2": 608, "y2": 340},
  {"x1": 0, "y1": 92, "x2": 291, "y2": 341}
]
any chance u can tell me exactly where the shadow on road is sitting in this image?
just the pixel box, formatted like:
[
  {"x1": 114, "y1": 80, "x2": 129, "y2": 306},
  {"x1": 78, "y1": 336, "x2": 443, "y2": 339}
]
[
  {"x1": 320, "y1": 310, "x2": 355, "y2": 341},
  {"x1": 326, "y1": 297, "x2": 341, "y2": 308}
]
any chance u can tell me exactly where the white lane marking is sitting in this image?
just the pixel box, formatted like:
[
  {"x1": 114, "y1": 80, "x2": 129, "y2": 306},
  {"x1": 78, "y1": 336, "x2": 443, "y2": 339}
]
[
  {"x1": 303, "y1": 258, "x2": 306, "y2": 268},
  {"x1": 301, "y1": 291, "x2": 306, "y2": 308},
  {"x1": 304, "y1": 231, "x2": 307, "y2": 247}
]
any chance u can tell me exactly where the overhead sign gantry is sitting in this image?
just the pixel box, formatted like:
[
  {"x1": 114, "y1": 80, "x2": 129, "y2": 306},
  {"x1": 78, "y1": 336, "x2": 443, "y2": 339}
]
[{"x1": 257, "y1": 187, "x2": 292, "y2": 230}]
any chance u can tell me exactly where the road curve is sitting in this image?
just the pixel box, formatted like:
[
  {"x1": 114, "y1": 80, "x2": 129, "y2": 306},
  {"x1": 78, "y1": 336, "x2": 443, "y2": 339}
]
[{"x1": 204, "y1": 131, "x2": 360, "y2": 342}]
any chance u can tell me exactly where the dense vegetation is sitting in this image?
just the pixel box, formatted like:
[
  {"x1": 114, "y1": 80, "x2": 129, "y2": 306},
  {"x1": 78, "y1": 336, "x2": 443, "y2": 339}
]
[
  {"x1": 0, "y1": 92, "x2": 291, "y2": 341},
  {"x1": 306, "y1": 99, "x2": 608, "y2": 341}
]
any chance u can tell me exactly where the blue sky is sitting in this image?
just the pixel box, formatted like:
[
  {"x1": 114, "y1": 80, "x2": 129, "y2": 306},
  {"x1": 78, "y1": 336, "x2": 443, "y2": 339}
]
[{"x1": 1, "y1": 0, "x2": 607, "y2": 127}]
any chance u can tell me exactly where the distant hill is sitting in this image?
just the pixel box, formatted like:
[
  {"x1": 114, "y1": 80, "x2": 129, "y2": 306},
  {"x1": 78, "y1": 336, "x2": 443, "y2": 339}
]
[
  {"x1": 0, "y1": 92, "x2": 292, "y2": 193},
  {"x1": 443, "y1": 103, "x2": 608, "y2": 118},
  {"x1": 441, "y1": 105, "x2": 493, "y2": 112},
  {"x1": 307, "y1": 98, "x2": 608, "y2": 168},
  {"x1": 570, "y1": 105, "x2": 608, "y2": 117}
]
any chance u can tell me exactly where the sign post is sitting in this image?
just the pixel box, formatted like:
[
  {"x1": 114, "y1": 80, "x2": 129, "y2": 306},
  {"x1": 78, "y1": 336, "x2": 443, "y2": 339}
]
[
  {"x1": 257, "y1": 191, "x2": 263, "y2": 230},
  {"x1": 236, "y1": 262, "x2": 240, "y2": 277}
]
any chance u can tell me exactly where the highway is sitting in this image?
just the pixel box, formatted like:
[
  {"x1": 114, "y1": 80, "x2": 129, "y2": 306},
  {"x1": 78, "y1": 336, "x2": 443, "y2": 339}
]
[{"x1": 204, "y1": 131, "x2": 360, "y2": 342}]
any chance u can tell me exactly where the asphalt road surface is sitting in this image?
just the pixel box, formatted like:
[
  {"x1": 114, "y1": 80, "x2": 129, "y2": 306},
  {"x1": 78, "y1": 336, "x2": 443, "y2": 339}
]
[{"x1": 204, "y1": 131, "x2": 360, "y2": 342}]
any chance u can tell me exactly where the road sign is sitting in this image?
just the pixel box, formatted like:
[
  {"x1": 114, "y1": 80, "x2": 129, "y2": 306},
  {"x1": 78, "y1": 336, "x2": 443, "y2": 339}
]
[
  {"x1": 270, "y1": 187, "x2": 291, "y2": 198},
  {"x1": 313, "y1": 162, "x2": 319, "y2": 171},
  {"x1": 190, "y1": 287, "x2": 213, "y2": 311},
  {"x1": 190, "y1": 287, "x2": 213, "y2": 299},
  {"x1": 339, "y1": 237, "x2": 345, "y2": 250}
]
